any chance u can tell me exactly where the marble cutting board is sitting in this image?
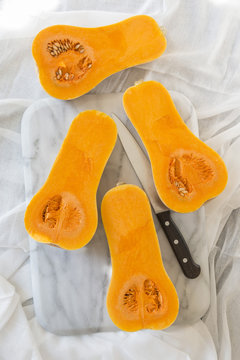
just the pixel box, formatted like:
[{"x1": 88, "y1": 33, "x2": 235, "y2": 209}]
[{"x1": 22, "y1": 92, "x2": 210, "y2": 335}]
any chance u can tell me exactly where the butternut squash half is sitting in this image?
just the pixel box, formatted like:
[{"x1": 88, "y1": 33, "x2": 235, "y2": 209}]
[
  {"x1": 32, "y1": 15, "x2": 166, "y2": 100},
  {"x1": 123, "y1": 81, "x2": 228, "y2": 213},
  {"x1": 25, "y1": 110, "x2": 117, "y2": 250},
  {"x1": 101, "y1": 184, "x2": 179, "y2": 331}
]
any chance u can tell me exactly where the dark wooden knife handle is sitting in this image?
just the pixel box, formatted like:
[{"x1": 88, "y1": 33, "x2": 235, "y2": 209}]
[{"x1": 157, "y1": 211, "x2": 201, "y2": 279}]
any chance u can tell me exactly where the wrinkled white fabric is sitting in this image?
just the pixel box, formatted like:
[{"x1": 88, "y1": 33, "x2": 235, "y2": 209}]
[{"x1": 0, "y1": 0, "x2": 239, "y2": 359}]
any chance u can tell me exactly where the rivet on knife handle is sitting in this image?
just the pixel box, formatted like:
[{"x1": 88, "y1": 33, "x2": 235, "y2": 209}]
[{"x1": 157, "y1": 211, "x2": 201, "y2": 279}]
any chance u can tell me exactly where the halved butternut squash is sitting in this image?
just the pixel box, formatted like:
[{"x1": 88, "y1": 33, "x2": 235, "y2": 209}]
[
  {"x1": 123, "y1": 81, "x2": 228, "y2": 213},
  {"x1": 25, "y1": 110, "x2": 117, "y2": 250},
  {"x1": 32, "y1": 15, "x2": 166, "y2": 100},
  {"x1": 101, "y1": 184, "x2": 179, "y2": 331}
]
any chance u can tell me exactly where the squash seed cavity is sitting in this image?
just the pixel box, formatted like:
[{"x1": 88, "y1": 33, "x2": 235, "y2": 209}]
[
  {"x1": 169, "y1": 153, "x2": 214, "y2": 197},
  {"x1": 144, "y1": 279, "x2": 161, "y2": 313},
  {"x1": 47, "y1": 39, "x2": 93, "y2": 82},
  {"x1": 123, "y1": 279, "x2": 161, "y2": 314},
  {"x1": 123, "y1": 288, "x2": 138, "y2": 312},
  {"x1": 42, "y1": 195, "x2": 61, "y2": 228},
  {"x1": 42, "y1": 194, "x2": 82, "y2": 231}
]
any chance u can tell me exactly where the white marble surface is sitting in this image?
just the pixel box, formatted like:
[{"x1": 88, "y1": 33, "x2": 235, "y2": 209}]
[{"x1": 22, "y1": 92, "x2": 210, "y2": 335}]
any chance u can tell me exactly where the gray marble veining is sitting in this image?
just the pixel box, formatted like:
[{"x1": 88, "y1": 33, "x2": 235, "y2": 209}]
[{"x1": 21, "y1": 92, "x2": 209, "y2": 335}]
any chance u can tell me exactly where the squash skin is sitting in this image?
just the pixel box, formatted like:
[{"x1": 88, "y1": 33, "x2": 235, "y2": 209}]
[
  {"x1": 123, "y1": 81, "x2": 228, "y2": 213},
  {"x1": 24, "y1": 110, "x2": 117, "y2": 250},
  {"x1": 101, "y1": 184, "x2": 179, "y2": 332},
  {"x1": 32, "y1": 15, "x2": 166, "y2": 100}
]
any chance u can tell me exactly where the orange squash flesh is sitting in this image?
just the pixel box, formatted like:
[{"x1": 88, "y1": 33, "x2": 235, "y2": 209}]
[
  {"x1": 25, "y1": 110, "x2": 117, "y2": 250},
  {"x1": 32, "y1": 15, "x2": 166, "y2": 100},
  {"x1": 101, "y1": 184, "x2": 179, "y2": 332},
  {"x1": 123, "y1": 81, "x2": 228, "y2": 213}
]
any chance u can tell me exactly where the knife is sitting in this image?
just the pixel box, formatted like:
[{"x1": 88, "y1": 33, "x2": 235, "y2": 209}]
[{"x1": 111, "y1": 113, "x2": 201, "y2": 279}]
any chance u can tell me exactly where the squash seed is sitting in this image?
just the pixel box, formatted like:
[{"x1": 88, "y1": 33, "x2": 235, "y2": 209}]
[{"x1": 74, "y1": 43, "x2": 81, "y2": 50}]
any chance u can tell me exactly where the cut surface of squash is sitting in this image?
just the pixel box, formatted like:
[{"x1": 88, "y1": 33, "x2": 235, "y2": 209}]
[
  {"x1": 25, "y1": 110, "x2": 117, "y2": 250},
  {"x1": 101, "y1": 184, "x2": 179, "y2": 331},
  {"x1": 123, "y1": 81, "x2": 228, "y2": 213},
  {"x1": 32, "y1": 15, "x2": 166, "y2": 100}
]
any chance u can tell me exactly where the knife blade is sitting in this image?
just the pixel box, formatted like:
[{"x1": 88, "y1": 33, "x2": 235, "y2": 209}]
[{"x1": 111, "y1": 113, "x2": 201, "y2": 279}]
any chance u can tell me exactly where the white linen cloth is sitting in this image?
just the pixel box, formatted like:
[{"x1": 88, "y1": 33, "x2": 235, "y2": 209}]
[{"x1": 0, "y1": 0, "x2": 239, "y2": 359}]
